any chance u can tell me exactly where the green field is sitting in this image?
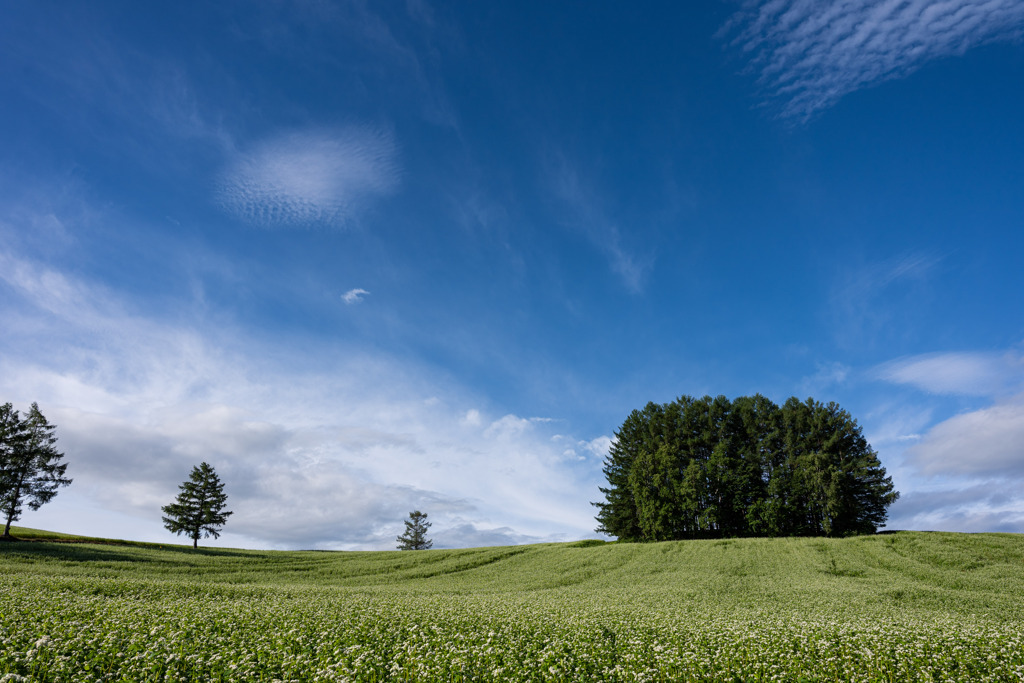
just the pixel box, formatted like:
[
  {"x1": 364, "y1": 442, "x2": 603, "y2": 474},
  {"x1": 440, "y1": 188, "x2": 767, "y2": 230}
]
[{"x1": 2, "y1": 528, "x2": 1023, "y2": 681}]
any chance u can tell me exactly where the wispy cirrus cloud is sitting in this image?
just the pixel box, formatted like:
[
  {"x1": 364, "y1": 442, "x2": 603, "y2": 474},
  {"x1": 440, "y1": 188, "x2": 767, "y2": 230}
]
[
  {"x1": 1, "y1": 7, "x2": 233, "y2": 163},
  {"x1": 217, "y1": 127, "x2": 400, "y2": 229},
  {"x1": 799, "y1": 360, "x2": 852, "y2": 395},
  {"x1": 723, "y1": 0, "x2": 1024, "y2": 120},
  {"x1": 547, "y1": 154, "x2": 650, "y2": 293},
  {"x1": 244, "y1": 1, "x2": 459, "y2": 130},
  {"x1": 829, "y1": 252, "x2": 940, "y2": 348}
]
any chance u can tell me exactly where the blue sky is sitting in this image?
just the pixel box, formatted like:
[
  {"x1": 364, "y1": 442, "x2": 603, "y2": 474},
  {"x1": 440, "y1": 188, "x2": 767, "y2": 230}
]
[{"x1": 2, "y1": 1, "x2": 1023, "y2": 549}]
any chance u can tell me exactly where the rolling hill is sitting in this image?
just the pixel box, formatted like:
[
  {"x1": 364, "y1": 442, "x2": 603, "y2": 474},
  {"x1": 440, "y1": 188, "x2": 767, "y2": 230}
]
[{"x1": 2, "y1": 528, "x2": 1023, "y2": 680}]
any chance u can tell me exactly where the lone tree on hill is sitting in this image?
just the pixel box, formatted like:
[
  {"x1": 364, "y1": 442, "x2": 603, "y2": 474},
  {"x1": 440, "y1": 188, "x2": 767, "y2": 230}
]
[
  {"x1": 594, "y1": 394, "x2": 899, "y2": 541},
  {"x1": 396, "y1": 510, "x2": 432, "y2": 550},
  {"x1": 161, "y1": 462, "x2": 233, "y2": 549},
  {"x1": 1, "y1": 402, "x2": 72, "y2": 539}
]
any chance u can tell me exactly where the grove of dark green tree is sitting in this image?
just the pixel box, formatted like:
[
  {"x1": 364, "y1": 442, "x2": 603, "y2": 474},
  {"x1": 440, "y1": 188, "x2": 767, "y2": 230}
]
[{"x1": 594, "y1": 395, "x2": 899, "y2": 541}]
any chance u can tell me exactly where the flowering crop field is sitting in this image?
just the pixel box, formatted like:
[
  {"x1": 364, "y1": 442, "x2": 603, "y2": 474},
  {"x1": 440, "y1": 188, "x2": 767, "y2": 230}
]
[{"x1": 2, "y1": 531, "x2": 1024, "y2": 681}]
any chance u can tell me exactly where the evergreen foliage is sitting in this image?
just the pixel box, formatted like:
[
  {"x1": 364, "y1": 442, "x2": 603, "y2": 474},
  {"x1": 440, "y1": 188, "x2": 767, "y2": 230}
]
[
  {"x1": 594, "y1": 395, "x2": 899, "y2": 540},
  {"x1": 161, "y1": 462, "x2": 233, "y2": 549},
  {"x1": 396, "y1": 510, "x2": 433, "y2": 550},
  {"x1": 0, "y1": 402, "x2": 72, "y2": 538}
]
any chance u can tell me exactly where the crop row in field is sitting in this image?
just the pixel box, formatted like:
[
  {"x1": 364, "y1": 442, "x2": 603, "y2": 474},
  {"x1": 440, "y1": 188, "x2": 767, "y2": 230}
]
[{"x1": 2, "y1": 531, "x2": 1023, "y2": 681}]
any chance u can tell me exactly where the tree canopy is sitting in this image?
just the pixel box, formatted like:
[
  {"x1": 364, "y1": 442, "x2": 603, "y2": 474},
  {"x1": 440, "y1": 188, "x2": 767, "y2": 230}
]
[
  {"x1": 161, "y1": 462, "x2": 233, "y2": 549},
  {"x1": 397, "y1": 510, "x2": 433, "y2": 550},
  {"x1": 1, "y1": 402, "x2": 72, "y2": 538},
  {"x1": 594, "y1": 395, "x2": 899, "y2": 541}
]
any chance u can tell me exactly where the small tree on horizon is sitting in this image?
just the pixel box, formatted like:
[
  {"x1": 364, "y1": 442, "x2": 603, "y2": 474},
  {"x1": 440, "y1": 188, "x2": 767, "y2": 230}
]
[
  {"x1": 396, "y1": 510, "x2": 432, "y2": 550},
  {"x1": 1, "y1": 402, "x2": 72, "y2": 538},
  {"x1": 161, "y1": 462, "x2": 233, "y2": 549}
]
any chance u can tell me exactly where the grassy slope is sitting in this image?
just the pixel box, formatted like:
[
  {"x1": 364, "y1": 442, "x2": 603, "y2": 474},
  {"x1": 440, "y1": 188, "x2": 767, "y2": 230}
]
[
  {"x1": 4, "y1": 528, "x2": 1024, "y2": 680},
  {"x1": 2, "y1": 525, "x2": 163, "y2": 545},
  {"x1": 3, "y1": 527, "x2": 1023, "y2": 620}
]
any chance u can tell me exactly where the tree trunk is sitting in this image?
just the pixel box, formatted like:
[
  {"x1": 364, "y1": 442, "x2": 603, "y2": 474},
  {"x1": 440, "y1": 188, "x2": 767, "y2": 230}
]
[
  {"x1": 2, "y1": 484, "x2": 20, "y2": 538},
  {"x1": 193, "y1": 536, "x2": 198, "y2": 549}
]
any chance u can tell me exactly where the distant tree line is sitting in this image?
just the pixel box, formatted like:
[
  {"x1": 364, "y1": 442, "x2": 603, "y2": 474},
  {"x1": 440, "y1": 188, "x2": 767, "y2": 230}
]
[{"x1": 594, "y1": 395, "x2": 899, "y2": 541}]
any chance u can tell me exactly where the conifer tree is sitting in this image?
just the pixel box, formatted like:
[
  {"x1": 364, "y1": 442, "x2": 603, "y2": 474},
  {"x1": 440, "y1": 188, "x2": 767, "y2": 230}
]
[
  {"x1": 1, "y1": 403, "x2": 72, "y2": 538},
  {"x1": 595, "y1": 394, "x2": 898, "y2": 541},
  {"x1": 594, "y1": 403, "x2": 664, "y2": 541},
  {"x1": 161, "y1": 462, "x2": 232, "y2": 549},
  {"x1": 396, "y1": 510, "x2": 433, "y2": 550}
]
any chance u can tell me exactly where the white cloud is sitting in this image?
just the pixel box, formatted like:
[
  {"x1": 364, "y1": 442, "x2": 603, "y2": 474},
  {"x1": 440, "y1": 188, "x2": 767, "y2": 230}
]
[
  {"x1": 724, "y1": 0, "x2": 1024, "y2": 120},
  {"x1": 867, "y1": 345, "x2": 1024, "y2": 534},
  {"x1": 875, "y1": 351, "x2": 1024, "y2": 396},
  {"x1": 483, "y1": 414, "x2": 535, "y2": 441},
  {"x1": 342, "y1": 288, "x2": 370, "y2": 304},
  {"x1": 554, "y1": 434, "x2": 613, "y2": 462},
  {"x1": 431, "y1": 522, "x2": 546, "y2": 548},
  {"x1": 217, "y1": 126, "x2": 399, "y2": 229},
  {"x1": 904, "y1": 397, "x2": 1024, "y2": 478},
  {"x1": 887, "y1": 483, "x2": 1024, "y2": 533},
  {"x1": 0, "y1": 253, "x2": 603, "y2": 549},
  {"x1": 582, "y1": 435, "x2": 612, "y2": 460}
]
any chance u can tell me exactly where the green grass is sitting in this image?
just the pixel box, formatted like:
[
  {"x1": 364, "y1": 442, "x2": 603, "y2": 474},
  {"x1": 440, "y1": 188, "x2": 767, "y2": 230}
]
[
  {"x1": 2, "y1": 529, "x2": 1023, "y2": 681},
  {"x1": 2, "y1": 525, "x2": 171, "y2": 547}
]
